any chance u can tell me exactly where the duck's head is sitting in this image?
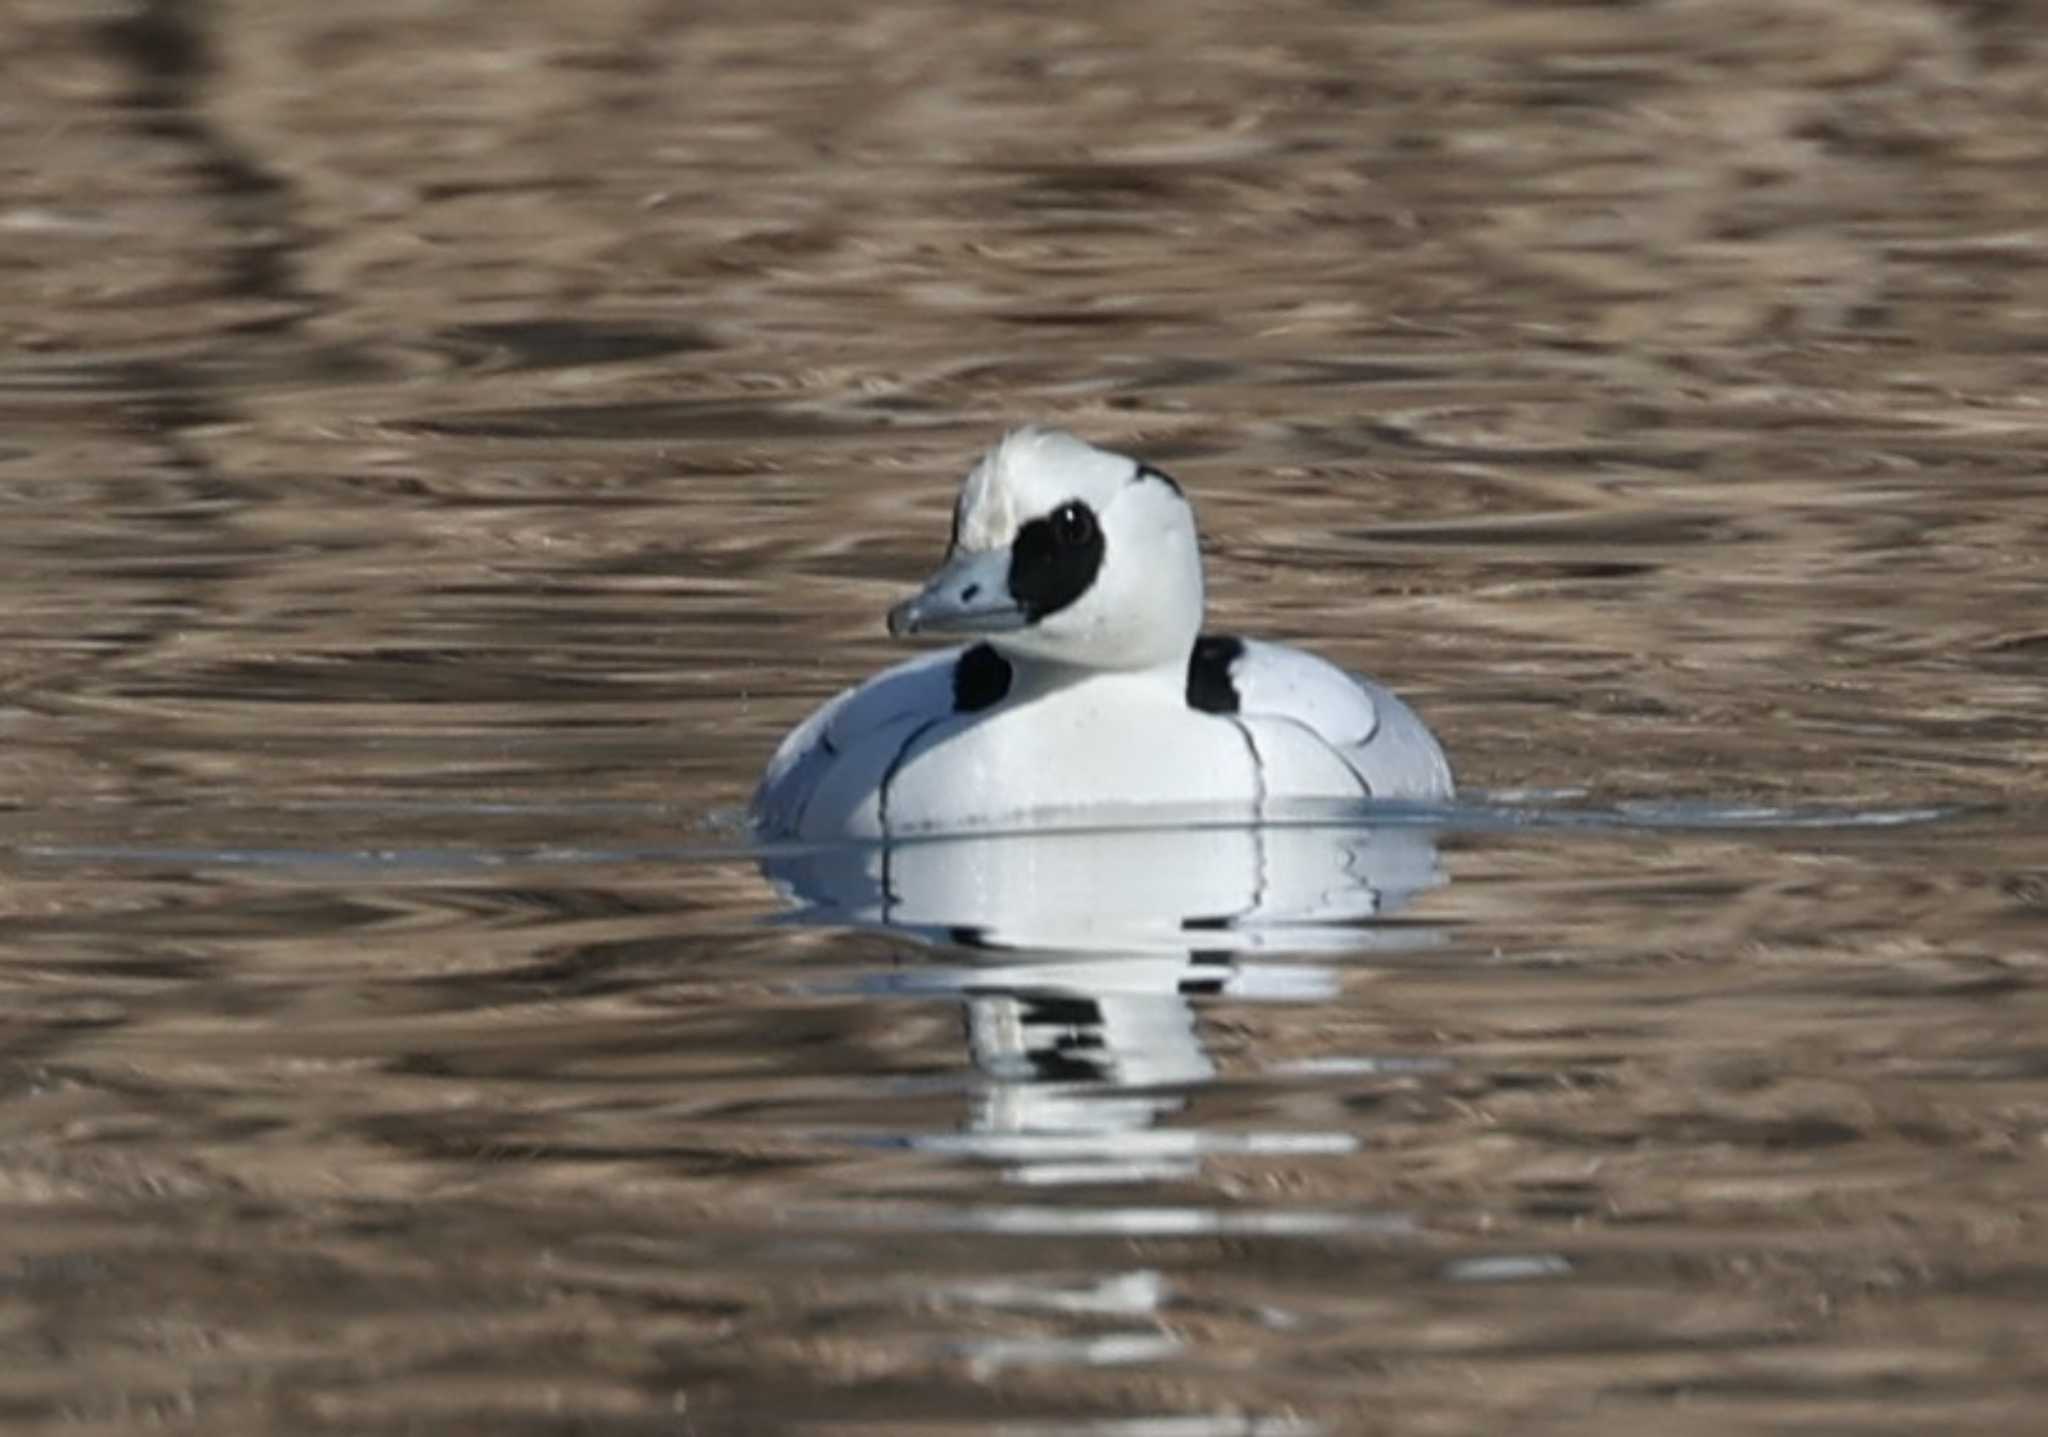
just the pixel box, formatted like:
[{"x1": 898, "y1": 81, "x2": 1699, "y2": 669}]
[{"x1": 887, "y1": 427, "x2": 1204, "y2": 671}]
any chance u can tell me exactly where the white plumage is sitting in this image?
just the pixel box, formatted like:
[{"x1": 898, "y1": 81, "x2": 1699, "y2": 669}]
[{"x1": 754, "y1": 427, "x2": 1453, "y2": 839}]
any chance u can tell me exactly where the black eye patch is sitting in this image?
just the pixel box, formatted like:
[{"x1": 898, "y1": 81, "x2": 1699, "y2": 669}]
[{"x1": 1007, "y1": 499, "x2": 1104, "y2": 622}]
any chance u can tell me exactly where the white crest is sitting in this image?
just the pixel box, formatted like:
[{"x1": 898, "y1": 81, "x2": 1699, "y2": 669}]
[{"x1": 953, "y1": 426, "x2": 1143, "y2": 554}]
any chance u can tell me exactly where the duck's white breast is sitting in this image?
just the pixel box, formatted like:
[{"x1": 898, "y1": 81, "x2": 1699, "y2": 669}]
[{"x1": 881, "y1": 672, "x2": 1261, "y2": 835}]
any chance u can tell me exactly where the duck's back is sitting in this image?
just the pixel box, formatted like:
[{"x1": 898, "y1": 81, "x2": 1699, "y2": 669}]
[{"x1": 1195, "y1": 637, "x2": 1455, "y2": 803}]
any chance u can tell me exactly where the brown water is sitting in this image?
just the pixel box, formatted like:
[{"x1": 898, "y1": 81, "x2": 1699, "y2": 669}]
[{"x1": 6, "y1": 1, "x2": 2048, "y2": 1432}]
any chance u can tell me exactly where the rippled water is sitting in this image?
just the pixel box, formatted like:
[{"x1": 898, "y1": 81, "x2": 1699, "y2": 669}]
[{"x1": 6, "y1": 2, "x2": 2048, "y2": 1432}]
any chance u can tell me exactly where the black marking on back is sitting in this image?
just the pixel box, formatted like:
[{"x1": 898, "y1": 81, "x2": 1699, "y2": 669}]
[
  {"x1": 1265, "y1": 710, "x2": 1375, "y2": 800},
  {"x1": 1225, "y1": 713, "x2": 1266, "y2": 807},
  {"x1": 1135, "y1": 462, "x2": 1183, "y2": 496},
  {"x1": 951, "y1": 642, "x2": 1011, "y2": 713},
  {"x1": 876, "y1": 715, "x2": 945, "y2": 839},
  {"x1": 1186, "y1": 634, "x2": 1245, "y2": 714},
  {"x1": 1007, "y1": 500, "x2": 1103, "y2": 622}
]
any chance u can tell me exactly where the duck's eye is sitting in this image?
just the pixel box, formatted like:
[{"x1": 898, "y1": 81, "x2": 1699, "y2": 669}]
[
  {"x1": 1052, "y1": 501, "x2": 1096, "y2": 547},
  {"x1": 1007, "y1": 498, "x2": 1107, "y2": 622}
]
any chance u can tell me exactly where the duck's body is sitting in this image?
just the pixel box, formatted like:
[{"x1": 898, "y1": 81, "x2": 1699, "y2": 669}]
[
  {"x1": 756, "y1": 637, "x2": 1451, "y2": 839},
  {"x1": 753, "y1": 428, "x2": 1453, "y2": 840}
]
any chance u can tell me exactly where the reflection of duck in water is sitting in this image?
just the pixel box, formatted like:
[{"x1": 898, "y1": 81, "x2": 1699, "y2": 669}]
[
  {"x1": 754, "y1": 427, "x2": 1453, "y2": 840},
  {"x1": 766, "y1": 821, "x2": 1446, "y2": 956},
  {"x1": 764, "y1": 822, "x2": 1448, "y2": 1182}
]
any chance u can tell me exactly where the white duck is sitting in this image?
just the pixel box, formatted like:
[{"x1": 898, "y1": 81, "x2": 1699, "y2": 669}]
[{"x1": 753, "y1": 427, "x2": 1453, "y2": 839}]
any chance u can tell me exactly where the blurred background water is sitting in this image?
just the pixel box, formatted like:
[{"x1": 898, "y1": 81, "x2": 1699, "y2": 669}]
[{"x1": 4, "y1": 1, "x2": 2048, "y2": 1432}]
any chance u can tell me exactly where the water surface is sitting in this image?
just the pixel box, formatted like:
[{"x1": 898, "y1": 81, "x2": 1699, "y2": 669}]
[{"x1": 5, "y1": 2, "x2": 2048, "y2": 1432}]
